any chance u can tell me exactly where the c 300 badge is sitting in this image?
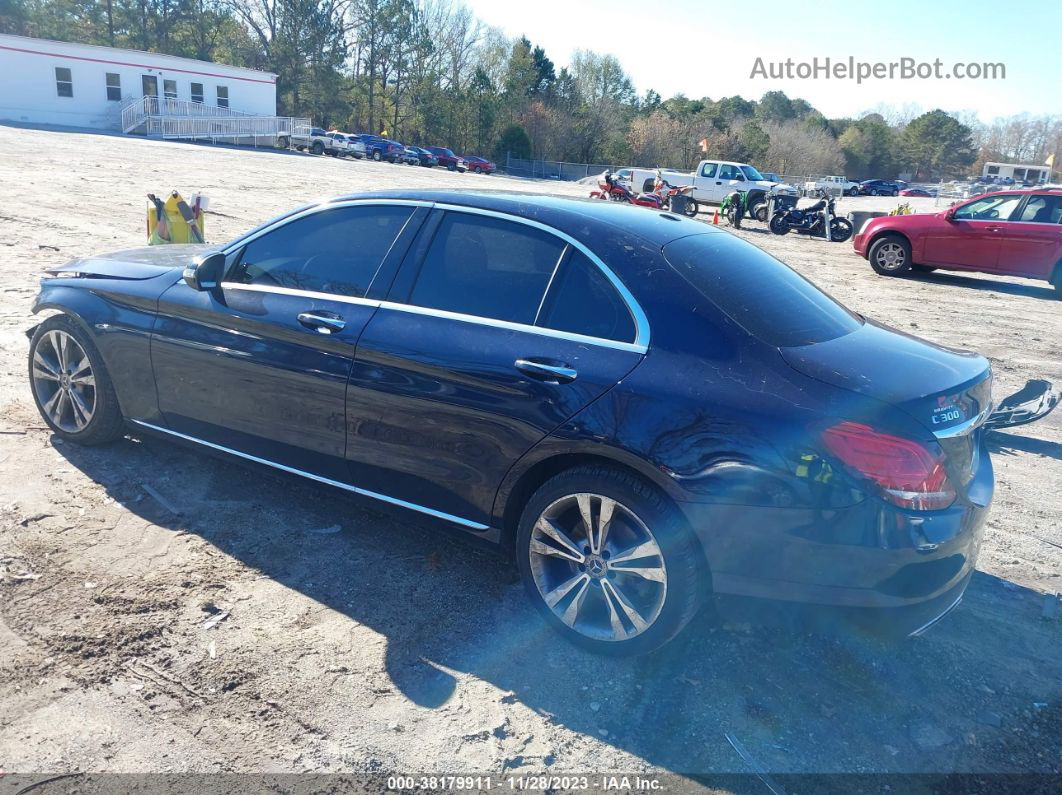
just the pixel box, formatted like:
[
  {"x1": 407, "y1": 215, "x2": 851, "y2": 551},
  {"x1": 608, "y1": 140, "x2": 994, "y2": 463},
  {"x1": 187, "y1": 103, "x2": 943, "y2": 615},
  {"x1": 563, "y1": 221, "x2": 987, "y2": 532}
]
[{"x1": 931, "y1": 394, "x2": 965, "y2": 425}]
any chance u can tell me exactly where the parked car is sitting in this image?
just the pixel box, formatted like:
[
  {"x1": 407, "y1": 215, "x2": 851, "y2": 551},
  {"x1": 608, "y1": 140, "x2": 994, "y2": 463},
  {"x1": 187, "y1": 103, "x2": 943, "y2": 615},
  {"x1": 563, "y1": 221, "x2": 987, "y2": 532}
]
[
  {"x1": 804, "y1": 175, "x2": 861, "y2": 196},
  {"x1": 357, "y1": 135, "x2": 403, "y2": 162},
  {"x1": 853, "y1": 188, "x2": 1062, "y2": 293},
  {"x1": 401, "y1": 146, "x2": 437, "y2": 167},
  {"x1": 463, "y1": 156, "x2": 496, "y2": 174},
  {"x1": 425, "y1": 146, "x2": 466, "y2": 171},
  {"x1": 28, "y1": 191, "x2": 1012, "y2": 654},
  {"x1": 899, "y1": 188, "x2": 933, "y2": 198},
  {"x1": 284, "y1": 126, "x2": 338, "y2": 156},
  {"x1": 327, "y1": 131, "x2": 366, "y2": 159},
  {"x1": 858, "y1": 180, "x2": 902, "y2": 197}
]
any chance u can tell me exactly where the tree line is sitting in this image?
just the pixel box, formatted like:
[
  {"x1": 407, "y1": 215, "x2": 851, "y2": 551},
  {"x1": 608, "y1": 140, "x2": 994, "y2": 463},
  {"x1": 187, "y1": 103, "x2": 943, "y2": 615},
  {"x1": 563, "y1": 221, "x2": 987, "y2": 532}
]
[{"x1": 2, "y1": 0, "x2": 1059, "y2": 179}]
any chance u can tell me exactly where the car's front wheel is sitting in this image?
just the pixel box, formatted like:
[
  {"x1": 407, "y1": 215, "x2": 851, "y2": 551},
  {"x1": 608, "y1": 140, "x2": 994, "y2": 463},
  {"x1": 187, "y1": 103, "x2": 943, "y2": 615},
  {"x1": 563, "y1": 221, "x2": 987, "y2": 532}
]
[
  {"x1": 516, "y1": 465, "x2": 704, "y2": 656},
  {"x1": 28, "y1": 315, "x2": 124, "y2": 445},
  {"x1": 868, "y1": 234, "x2": 912, "y2": 275}
]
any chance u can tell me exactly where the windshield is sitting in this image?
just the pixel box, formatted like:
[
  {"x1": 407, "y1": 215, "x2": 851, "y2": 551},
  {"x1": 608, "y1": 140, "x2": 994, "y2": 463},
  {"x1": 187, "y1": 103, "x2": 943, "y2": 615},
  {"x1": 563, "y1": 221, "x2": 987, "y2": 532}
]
[
  {"x1": 663, "y1": 233, "x2": 862, "y2": 347},
  {"x1": 740, "y1": 165, "x2": 766, "y2": 181}
]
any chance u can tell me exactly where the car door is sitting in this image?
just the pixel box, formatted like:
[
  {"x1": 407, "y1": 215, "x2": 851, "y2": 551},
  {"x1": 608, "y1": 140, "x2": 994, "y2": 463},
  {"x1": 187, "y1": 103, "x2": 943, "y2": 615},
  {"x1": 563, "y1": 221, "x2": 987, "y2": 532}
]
[
  {"x1": 997, "y1": 194, "x2": 1062, "y2": 279},
  {"x1": 921, "y1": 194, "x2": 1023, "y2": 271},
  {"x1": 150, "y1": 201, "x2": 427, "y2": 480},
  {"x1": 717, "y1": 164, "x2": 747, "y2": 199},
  {"x1": 343, "y1": 207, "x2": 648, "y2": 527},
  {"x1": 695, "y1": 161, "x2": 722, "y2": 202}
]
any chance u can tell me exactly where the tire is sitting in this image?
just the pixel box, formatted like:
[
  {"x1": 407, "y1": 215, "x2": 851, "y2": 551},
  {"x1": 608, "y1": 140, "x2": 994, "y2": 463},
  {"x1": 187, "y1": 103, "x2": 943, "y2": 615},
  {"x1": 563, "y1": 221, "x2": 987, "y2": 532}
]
[
  {"x1": 769, "y1": 214, "x2": 790, "y2": 235},
  {"x1": 1050, "y1": 265, "x2": 1062, "y2": 297},
  {"x1": 28, "y1": 315, "x2": 124, "y2": 446},
  {"x1": 748, "y1": 200, "x2": 766, "y2": 222},
  {"x1": 372, "y1": 150, "x2": 382, "y2": 162},
  {"x1": 515, "y1": 464, "x2": 705, "y2": 656},
  {"x1": 829, "y1": 218, "x2": 854, "y2": 242},
  {"x1": 891, "y1": 189, "x2": 899, "y2": 197},
  {"x1": 311, "y1": 141, "x2": 324, "y2": 156},
  {"x1": 683, "y1": 199, "x2": 699, "y2": 218},
  {"x1": 868, "y1": 234, "x2": 912, "y2": 275},
  {"x1": 275, "y1": 136, "x2": 289, "y2": 150},
  {"x1": 447, "y1": 163, "x2": 456, "y2": 171}
]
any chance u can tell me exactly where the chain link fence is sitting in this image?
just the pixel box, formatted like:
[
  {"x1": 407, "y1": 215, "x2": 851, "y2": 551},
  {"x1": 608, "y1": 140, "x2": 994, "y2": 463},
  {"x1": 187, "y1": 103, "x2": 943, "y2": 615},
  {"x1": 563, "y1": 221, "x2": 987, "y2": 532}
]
[{"x1": 504, "y1": 155, "x2": 622, "y2": 181}]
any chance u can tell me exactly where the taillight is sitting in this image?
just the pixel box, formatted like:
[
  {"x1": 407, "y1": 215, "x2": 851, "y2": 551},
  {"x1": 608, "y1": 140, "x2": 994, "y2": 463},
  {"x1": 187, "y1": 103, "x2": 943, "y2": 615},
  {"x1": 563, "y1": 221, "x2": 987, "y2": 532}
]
[{"x1": 821, "y1": 422, "x2": 955, "y2": 511}]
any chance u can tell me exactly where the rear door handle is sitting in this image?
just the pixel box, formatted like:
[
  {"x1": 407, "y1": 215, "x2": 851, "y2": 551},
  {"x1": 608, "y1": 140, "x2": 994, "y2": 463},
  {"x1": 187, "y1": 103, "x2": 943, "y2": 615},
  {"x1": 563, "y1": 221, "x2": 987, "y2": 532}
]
[
  {"x1": 297, "y1": 311, "x2": 346, "y2": 334},
  {"x1": 515, "y1": 358, "x2": 578, "y2": 383}
]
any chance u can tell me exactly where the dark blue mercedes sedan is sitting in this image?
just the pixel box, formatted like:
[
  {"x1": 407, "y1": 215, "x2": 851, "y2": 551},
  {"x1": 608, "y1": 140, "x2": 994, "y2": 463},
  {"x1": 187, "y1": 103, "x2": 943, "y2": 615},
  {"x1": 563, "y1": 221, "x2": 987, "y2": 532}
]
[{"x1": 28, "y1": 191, "x2": 997, "y2": 655}]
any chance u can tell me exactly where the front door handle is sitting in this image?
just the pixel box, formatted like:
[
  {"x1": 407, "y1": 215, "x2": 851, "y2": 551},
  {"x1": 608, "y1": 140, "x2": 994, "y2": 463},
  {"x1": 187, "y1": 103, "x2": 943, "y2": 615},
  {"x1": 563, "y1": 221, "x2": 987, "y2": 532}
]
[
  {"x1": 515, "y1": 358, "x2": 578, "y2": 383},
  {"x1": 297, "y1": 311, "x2": 346, "y2": 334}
]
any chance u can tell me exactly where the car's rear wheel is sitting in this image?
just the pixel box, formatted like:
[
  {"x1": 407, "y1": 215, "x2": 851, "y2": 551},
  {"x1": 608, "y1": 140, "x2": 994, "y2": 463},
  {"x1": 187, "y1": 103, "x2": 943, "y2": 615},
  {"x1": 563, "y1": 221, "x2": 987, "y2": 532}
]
[
  {"x1": 1051, "y1": 264, "x2": 1062, "y2": 297},
  {"x1": 868, "y1": 235, "x2": 912, "y2": 275},
  {"x1": 372, "y1": 150, "x2": 382, "y2": 161},
  {"x1": 516, "y1": 465, "x2": 704, "y2": 656},
  {"x1": 29, "y1": 315, "x2": 124, "y2": 446}
]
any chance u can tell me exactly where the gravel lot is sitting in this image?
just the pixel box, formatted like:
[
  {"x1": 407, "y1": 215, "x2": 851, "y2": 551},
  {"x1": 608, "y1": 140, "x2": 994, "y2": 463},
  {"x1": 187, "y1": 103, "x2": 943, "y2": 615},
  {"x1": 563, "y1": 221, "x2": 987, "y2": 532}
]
[{"x1": 1, "y1": 124, "x2": 1060, "y2": 786}]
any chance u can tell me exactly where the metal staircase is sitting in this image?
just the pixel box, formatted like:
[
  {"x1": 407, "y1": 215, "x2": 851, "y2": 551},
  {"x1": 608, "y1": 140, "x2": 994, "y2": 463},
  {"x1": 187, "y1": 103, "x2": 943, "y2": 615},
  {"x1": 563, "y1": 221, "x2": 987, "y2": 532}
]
[{"x1": 121, "y1": 96, "x2": 309, "y2": 146}]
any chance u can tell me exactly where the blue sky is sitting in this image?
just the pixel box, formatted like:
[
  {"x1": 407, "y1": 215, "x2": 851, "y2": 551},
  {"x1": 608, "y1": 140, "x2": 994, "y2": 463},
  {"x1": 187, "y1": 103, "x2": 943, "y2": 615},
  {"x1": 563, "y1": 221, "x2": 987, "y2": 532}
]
[{"x1": 462, "y1": 0, "x2": 1060, "y2": 121}]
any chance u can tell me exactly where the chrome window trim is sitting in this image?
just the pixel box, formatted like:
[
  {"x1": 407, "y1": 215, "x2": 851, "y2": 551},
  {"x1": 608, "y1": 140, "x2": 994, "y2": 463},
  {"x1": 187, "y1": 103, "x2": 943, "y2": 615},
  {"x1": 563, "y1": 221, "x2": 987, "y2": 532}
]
[
  {"x1": 215, "y1": 197, "x2": 652, "y2": 354},
  {"x1": 129, "y1": 420, "x2": 491, "y2": 531},
  {"x1": 377, "y1": 300, "x2": 647, "y2": 353},
  {"x1": 219, "y1": 281, "x2": 382, "y2": 309}
]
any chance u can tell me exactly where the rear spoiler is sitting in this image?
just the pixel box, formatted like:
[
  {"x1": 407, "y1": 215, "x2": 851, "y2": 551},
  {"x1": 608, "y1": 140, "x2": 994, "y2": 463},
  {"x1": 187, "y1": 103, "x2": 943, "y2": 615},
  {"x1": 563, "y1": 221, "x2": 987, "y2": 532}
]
[{"x1": 985, "y1": 379, "x2": 1060, "y2": 430}]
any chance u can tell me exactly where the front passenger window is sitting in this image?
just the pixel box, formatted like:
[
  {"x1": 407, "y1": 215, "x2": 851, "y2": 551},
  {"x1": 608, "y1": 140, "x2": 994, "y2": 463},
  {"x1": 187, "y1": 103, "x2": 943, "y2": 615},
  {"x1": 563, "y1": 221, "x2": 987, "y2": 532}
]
[{"x1": 229, "y1": 205, "x2": 413, "y2": 297}]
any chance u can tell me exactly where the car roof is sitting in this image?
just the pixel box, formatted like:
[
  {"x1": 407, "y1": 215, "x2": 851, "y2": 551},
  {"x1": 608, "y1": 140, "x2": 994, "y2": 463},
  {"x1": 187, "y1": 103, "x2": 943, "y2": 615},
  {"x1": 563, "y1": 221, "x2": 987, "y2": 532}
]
[{"x1": 325, "y1": 190, "x2": 718, "y2": 247}]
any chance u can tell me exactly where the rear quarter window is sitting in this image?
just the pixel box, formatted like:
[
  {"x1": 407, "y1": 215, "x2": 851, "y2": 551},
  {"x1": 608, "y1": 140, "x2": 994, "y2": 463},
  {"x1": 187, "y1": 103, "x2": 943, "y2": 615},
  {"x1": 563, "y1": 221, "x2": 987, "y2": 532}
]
[{"x1": 663, "y1": 233, "x2": 862, "y2": 347}]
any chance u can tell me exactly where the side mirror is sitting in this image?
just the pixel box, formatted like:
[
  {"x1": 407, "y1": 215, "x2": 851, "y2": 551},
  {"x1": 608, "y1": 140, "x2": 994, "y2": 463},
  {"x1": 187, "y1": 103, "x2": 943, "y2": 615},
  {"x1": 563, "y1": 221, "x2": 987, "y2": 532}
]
[
  {"x1": 943, "y1": 207, "x2": 956, "y2": 222},
  {"x1": 183, "y1": 252, "x2": 225, "y2": 291}
]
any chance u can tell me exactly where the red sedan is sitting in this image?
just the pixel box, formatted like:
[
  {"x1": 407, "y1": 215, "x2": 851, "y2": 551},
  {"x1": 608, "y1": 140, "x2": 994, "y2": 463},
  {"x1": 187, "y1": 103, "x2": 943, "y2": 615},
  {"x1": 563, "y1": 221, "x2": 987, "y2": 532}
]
[
  {"x1": 463, "y1": 156, "x2": 496, "y2": 174},
  {"x1": 853, "y1": 188, "x2": 1062, "y2": 293}
]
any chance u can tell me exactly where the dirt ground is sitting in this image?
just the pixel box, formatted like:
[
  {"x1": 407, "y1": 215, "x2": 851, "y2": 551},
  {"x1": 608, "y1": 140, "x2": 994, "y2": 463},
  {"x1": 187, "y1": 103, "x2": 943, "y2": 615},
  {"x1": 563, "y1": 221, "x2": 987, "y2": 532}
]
[{"x1": 0, "y1": 124, "x2": 1060, "y2": 787}]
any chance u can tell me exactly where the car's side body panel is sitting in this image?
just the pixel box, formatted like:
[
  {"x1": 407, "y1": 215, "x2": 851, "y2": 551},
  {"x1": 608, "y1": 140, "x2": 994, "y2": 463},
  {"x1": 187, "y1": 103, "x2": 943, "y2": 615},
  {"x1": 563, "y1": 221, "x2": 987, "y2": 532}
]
[{"x1": 33, "y1": 277, "x2": 171, "y2": 423}]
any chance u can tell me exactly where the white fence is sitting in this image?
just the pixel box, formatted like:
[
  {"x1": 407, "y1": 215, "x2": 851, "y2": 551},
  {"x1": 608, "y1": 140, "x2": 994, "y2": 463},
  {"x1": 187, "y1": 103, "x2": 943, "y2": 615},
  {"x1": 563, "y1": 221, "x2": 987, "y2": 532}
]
[{"x1": 121, "y1": 96, "x2": 309, "y2": 146}]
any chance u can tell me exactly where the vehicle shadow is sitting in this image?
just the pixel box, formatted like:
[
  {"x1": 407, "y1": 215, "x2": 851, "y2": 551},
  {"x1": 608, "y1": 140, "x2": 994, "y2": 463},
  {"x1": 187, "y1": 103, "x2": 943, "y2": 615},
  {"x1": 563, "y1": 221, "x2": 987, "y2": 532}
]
[
  {"x1": 989, "y1": 430, "x2": 1062, "y2": 461},
  {"x1": 51, "y1": 432, "x2": 1062, "y2": 776},
  {"x1": 903, "y1": 270, "x2": 1057, "y2": 300}
]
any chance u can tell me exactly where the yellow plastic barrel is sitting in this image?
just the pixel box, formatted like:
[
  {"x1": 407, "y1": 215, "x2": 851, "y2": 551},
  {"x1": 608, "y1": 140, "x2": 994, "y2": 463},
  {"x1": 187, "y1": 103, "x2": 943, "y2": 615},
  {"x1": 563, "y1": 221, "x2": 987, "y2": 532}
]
[{"x1": 147, "y1": 191, "x2": 205, "y2": 245}]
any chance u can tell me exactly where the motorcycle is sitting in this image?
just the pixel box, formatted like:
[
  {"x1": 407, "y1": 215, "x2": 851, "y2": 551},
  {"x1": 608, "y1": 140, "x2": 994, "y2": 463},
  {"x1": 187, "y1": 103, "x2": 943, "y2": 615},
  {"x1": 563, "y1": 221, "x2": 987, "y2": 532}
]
[
  {"x1": 590, "y1": 170, "x2": 635, "y2": 202},
  {"x1": 631, "y1": 180, "x2": 699, "y2": 217},
  {"x1": 768, "y1": 188, "x2": 853, "y2": 242}
]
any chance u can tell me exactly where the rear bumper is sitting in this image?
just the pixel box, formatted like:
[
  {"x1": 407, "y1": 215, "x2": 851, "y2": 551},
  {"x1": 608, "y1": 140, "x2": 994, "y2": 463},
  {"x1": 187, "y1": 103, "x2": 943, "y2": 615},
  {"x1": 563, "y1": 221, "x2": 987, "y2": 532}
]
[
  {"x1": 678, "y1": 489, "x2": 988, "y2": 637},
  {"x1": 852, "y1": 232, "x2": 869, "y2": 257}
]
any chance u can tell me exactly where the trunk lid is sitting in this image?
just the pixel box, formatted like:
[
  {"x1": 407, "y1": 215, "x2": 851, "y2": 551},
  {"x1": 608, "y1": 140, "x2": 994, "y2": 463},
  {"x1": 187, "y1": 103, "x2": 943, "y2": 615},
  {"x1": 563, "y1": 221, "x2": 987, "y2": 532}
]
[{"x1": 781, "y1": 321, "x2": 992, "y2": 493}]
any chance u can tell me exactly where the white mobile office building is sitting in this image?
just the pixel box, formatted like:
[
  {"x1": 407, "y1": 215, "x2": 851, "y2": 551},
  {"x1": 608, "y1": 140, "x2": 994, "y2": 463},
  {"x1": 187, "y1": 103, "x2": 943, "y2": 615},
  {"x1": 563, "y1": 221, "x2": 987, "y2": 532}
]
[
  {"x1": 982, "y1": 161, "x2": 1051, "y2": 185},
  {"x1": 0, "y1": 33, "x2": 277, "y2": 130}
]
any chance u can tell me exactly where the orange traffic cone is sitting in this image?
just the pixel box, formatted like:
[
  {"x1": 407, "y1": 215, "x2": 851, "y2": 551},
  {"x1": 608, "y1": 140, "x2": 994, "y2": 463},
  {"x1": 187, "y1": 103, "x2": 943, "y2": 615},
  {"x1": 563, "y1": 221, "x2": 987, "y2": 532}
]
[{"x1": 712, "y1": 208, "x2": 719, "y2": 225}]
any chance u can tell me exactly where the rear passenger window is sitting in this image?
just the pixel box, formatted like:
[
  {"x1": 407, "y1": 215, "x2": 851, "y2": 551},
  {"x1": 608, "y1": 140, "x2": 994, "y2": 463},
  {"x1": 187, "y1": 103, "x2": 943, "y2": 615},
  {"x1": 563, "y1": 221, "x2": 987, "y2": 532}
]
[
  {"x1": 538, "y1": 251, "x2": 635, "y2": 343},
  {"x1": 1016, "y1": 195, "x2": 1062, "y2": 224},
  {"x1": 407, "y1": 213, "x2": 565, "y2": 324},
  {"x1": 229, "y1": 205, "x2": 413, "y2": 297}
]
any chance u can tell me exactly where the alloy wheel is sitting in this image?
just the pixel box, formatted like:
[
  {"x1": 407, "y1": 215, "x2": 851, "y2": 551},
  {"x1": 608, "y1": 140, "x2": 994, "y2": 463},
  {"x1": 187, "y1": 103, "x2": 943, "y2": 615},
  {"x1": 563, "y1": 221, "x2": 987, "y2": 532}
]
[
  {"x1": 874, "y1": 242, "x2": 907, "y2": 270},
  {"x1": 31, "y1": 329, "x2": 96, "y2": 433},
  {"x1": 528, "y1": 493, "x2": 667, "y2": 642}
]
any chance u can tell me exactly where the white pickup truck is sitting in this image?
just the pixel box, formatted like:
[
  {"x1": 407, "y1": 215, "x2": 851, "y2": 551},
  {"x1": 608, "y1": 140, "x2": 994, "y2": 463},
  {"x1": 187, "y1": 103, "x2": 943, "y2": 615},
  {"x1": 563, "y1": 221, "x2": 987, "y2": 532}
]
[
  {"x1": 630, "y1": 160, "x2": 797, "y2": 218},
  {"x1": 804, "y1": 175, "x2": 861, "y2": 197}
]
